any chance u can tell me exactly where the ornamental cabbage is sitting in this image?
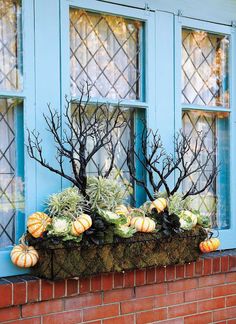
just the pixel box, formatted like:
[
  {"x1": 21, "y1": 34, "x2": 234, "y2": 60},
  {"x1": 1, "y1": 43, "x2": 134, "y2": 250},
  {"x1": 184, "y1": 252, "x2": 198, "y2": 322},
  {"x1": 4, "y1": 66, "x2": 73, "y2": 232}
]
[
  {"x1": 178, "y1": 210, "x2": 197, "y2": 230},
  {"x1": 49, "y1": 216, "x2": 71, "y2": 236},
  {"x1": 98, "y1": 210, "x2": 127, "y2": 225},
  {"x1": 114, "y1": 225, "x2": 136, "y2": 238}
]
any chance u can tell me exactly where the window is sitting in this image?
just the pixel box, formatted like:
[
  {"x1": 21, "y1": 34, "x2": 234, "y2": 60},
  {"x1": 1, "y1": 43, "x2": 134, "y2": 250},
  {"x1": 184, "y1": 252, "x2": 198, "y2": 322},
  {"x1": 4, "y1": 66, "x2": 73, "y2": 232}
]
[
  {"x1": 0, "y1": 0, "x2": 26, "y2": 276},
  {"x1": 178, "y1": 19, "x2": 234, "y2": 247},
  {"x1": 66, "y1": 2, "x2": 154, "y2": 205}
]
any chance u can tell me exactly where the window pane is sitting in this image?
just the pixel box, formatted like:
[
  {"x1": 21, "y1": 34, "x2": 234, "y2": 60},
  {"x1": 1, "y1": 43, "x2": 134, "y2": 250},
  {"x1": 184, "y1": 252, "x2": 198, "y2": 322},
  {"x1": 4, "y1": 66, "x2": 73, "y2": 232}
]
[
  {"x1": 0, "y1": 0, "x2": 22, "y2": 91},
  {"x1": 182, "y1": 29, "x2": 229, "y2": 107},
  {"x1": 70, "y1": 9, "x2": 142, "y2": 100},
  {"x1": 182, "y1": 110, "x2": 230, "y2": 229},
  {"x1": 72, "y1": 104, "x2": 135, "y2": 202},
  {"x1": 0, "y1": 98, "x2": 24, "y2": 248}
]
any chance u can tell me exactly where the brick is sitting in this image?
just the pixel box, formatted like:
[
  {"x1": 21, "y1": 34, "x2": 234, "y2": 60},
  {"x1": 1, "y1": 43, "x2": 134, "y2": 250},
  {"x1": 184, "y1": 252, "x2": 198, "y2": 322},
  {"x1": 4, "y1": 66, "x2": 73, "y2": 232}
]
[
  {"x1": 102, "y1": 274, "x2": 113, "y2": 291},
  {"x1": 54, "y1": 280, "x2": 65, "y2": 298},
  {"x1": 168, "y1": 302, "x2": 197, "y2": 318},
  {"x1": 0, "y1": 306, "x2": 20, "y2": 321},
  {"x1": 124, "y1": 271, "x2": 134, "y2": 287},
  {"x1": 156, "y1": 267, "x2": 165, "y2": 282},
  {"x1": 185, "y1": 287, "x2": 212, "y2": 302},
  {"x1": 91, "y1": 275, "x2": 102, "y2": 292},
  {"x1": 226, "y1": 272, "x2": 236, "y2": 283},
  {"x1": 166, "y1": 265, "x2": 175, "y2": 281},
  {"x1": 168, "y1": 278, "x2": 197, "y2": 293},
  {"x1": 65, "y1": 292, "x2": 102, "y2": 310},
  {"x1": 226, "y1": 295, "x2": 236, "y2": 307},
  {"x1": 155, "y1": 292, "x2": 184, "y2": 307},
  {"x1": 228, "y1": 319, "x2": 236, "y2": 323},
  {"x1": 113, "y1": 273, "x2": 124, "y2": 289},
  {"x1": 175, "y1": 264, "x2": 185, "y2": 279},
  {"x1": 135, "y1": 269, "x2": 146, "y2": 286},
  {"x1": 27, "y1": 280, "x2": 39, "y2": 302},
  {"x1": 103, "y1": 288, "x2": 134, "y2": 303},
  {"x1": 213, "y1": 306, "x2": 236, "y2": 321},
  {"x1": 136, "y1": 282, "x2": 166, "y2": 298},
  {"x1": 184, "y1": 312, "x2": 212, "y2": 324},
  {"x1": 229, "y1": 256, "x2": 236, "y2": 271},
  {"x1": 213, "y1": 257, "x2": 221, "y2": 273},
  {"x1": 43, "y1": 310, "x2": 82, "y2": 324},
  {"x1": 136, "y1": 308, "x2": 167, "y2": 324},
  {"x1": 221, "y1": 256, "x2": 229, "y2": 272},
  {"x1": 83, "y1": 304, "x2": 119, "y2": 322},
  {"x1": 103, "y1": 314, "x2": 135, "y2": 324},
  {"x1": 203, "y1": 258, "x2": 212, "y2": 275},
  {"x1": 194, "y1": 259, "x2": 203, "y2": 276},
  {"x1": 22, "y1": 299, "x2": 63, "y2": 317},
  {"x1": 185, "y1": 263, "x2": 194, "y2": 277},
  {"x1": 79, "y1": 277, "x2": 90, "y2": 294},
  {"x1": 213, "y1": 283, "x2": 236, "y2": 297},
  {"x1": 41, "y1": 280, "x2": 54, "y2": 300},
  {"x1": 121, "y1": 296, "x2": 156, "y2": 314},
  {"x1": 67, "y1": 279, "x2": 78, "y2": 296},
  {"x1": 146, "y1": 267, "x2": 156, "y2": 284},
  {"x1": 0, "y1": 283, "x2": 12, "y2": 308},
  {"x1": 198, "y1": 297, "x2": 225, "y2": 312},
  {"x1": 13, "y1": 282, "x2": 26, "y2": 305},
  {"x1": 154, "y1": 320, "x2": 183, "y2": 324},
  {"x1": 199, "y1": 273, "x2": 225, "y2": 287}
]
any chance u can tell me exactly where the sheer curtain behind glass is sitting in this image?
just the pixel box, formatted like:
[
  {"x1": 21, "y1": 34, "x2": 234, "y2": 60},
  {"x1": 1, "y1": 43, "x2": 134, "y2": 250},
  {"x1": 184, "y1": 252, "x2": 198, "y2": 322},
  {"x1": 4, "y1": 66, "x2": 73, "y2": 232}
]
[
  {"x1": 0, "y1": 0, "x2": 23, "y2": 248},
  {"x1": 182, "y1": 28, "x2": 230, "y2": 228},
  {"x1": 70, "y1": 9, "x2": 143, "y2": 202}
]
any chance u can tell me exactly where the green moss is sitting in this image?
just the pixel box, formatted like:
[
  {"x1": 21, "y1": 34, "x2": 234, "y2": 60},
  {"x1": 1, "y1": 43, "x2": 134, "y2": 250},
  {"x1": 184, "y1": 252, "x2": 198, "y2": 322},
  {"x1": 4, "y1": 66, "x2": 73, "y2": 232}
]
[{"x1": 30, "y1": 226, "x2": 207, "y2": 279}]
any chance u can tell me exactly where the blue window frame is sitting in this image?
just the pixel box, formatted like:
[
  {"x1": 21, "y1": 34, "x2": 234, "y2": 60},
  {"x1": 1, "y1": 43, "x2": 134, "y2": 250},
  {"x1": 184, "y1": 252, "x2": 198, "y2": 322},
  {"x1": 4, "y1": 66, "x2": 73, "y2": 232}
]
[
  {"x1": 175, "y1": 17, "x2": 236, "y2": 250},
  {"x1": 1, "y1": 0, "x2": 236, "y2": 277}
]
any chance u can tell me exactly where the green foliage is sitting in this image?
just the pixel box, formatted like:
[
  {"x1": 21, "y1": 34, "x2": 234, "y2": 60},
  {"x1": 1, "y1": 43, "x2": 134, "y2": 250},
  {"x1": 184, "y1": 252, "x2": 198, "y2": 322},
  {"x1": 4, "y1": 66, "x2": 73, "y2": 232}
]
[
  {"x1": 196, "y1": 212, "x2": 211, "y2": 228},
  {"x1": 86, "y1": 176, "x2": 127, "y2": 212},
  {"x1": 114, "y1": 225, "x2": 136, "y2": 238},
  {"x1": 47, "y1": 187, "x2": 86, "y2": 219},
  {"x1": 168, "y1": 192, "x2": 192, "y2": 216}
]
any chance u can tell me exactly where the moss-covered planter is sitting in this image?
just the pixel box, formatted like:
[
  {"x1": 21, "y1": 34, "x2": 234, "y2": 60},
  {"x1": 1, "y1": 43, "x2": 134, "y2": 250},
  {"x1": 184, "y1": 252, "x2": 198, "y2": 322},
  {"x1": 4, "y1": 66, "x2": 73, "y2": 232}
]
[{"x1": 29, "y1": 226, "x2": 207, "y2": 280}]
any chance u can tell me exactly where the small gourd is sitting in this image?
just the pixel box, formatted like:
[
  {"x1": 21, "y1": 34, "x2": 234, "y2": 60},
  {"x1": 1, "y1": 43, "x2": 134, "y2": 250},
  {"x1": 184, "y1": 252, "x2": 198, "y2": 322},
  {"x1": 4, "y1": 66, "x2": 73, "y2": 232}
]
[
  {"x1": 71, "y1": 214, "x2": 92, "y2": 236},
  {"x1": 27, "y1": 212, "x2": 51, "y2": 238},
  {"x1": 130, "y1": 216, "x2": 156, "y2": 233},
  {"x1": 11, "y1": 237, "x2": 39, "y2": 268},
  {"x1": 149, "y1": 198, "x2": 167, "y2": 213},
  {"x1": 199, "y1": 238, "x2": 220, "y2": 253}
]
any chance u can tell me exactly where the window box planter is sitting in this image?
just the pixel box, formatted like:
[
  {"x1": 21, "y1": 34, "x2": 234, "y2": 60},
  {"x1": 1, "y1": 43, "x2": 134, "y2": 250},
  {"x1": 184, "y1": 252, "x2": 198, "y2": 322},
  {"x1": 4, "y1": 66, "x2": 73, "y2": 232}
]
[{"x1": 27, "y1": 226, "x2": 207, "y2": 280}]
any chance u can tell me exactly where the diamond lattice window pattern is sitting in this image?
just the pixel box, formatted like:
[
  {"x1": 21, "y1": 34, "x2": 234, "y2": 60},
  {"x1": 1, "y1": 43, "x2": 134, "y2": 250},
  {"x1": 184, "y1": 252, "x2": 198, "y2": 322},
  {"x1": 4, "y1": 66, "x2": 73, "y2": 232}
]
[
  {"x1": 182, "y1": 110, "x2": 218, "y2": 227},
  {"x1": 70, "y1": 9, "x2": 142, "y2": 100},
  {"x1": 0, "y1": 0, "x2": 22, "y2": 91},
  {"x1": 182, "y1": 29, "x2": 229, "y2": 107}
]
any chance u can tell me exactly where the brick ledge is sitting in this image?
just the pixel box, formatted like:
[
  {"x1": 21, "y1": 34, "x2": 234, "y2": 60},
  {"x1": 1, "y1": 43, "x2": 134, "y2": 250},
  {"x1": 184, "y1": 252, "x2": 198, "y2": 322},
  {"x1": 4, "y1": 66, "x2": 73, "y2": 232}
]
[{"x1": 0, "y1": 249, "x2": 236, "y2": 309}]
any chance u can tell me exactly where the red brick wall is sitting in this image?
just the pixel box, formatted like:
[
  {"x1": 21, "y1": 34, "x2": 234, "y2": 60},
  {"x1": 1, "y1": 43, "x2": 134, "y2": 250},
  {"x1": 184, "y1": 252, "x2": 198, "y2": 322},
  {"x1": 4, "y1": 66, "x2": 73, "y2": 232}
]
[{"x1": 0, "y1": 252, "x2": 236, "y2": 323}]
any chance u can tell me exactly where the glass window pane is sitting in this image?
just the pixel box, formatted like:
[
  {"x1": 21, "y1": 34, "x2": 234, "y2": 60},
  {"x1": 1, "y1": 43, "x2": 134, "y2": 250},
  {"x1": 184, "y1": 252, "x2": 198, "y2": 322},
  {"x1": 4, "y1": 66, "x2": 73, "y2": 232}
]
[
  {"x1": 182, "y1": 29, "x2": 229, "y2": 107},
  {"x1": 71, "y1": 104, "x2": 135, "y2": 202},
  {"x1": 0, "y1": 0, "x2": 22, "y2": 91},
  {"x1": 70, "y1": 9, "x2": 142, "y2": 100},
  {"x1": 0, "y1": 98, "x2": 24, "y2": 248},
  {"x1": 182, "y1": 110, "x2": 230, "y2": 229}
]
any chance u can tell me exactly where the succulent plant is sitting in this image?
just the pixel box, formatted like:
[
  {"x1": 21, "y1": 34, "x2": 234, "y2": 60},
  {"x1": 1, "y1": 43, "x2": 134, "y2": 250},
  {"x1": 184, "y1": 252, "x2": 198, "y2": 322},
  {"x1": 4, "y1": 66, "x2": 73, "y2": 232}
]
[
  {"x1": 47, "y1": 187, "x2": 86, "y2": 219},
  {"x1": 86, "y1": 176, "x2": 127, "y2": 212}
]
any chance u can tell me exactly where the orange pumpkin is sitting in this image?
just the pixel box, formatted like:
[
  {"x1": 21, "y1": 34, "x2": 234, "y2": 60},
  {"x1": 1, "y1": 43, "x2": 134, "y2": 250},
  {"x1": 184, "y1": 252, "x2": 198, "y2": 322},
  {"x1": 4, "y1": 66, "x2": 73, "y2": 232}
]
[
  {"x1": 149, "y1": 198, "x2": 167, "y2": 213},
  {"x1": 199, "y1": 238, "x2": 220, "y2": 253},
  {"x1": 11, "y1": 244, "x2": 39, "y2": 268},
  {"x1": 130, "y1": 216, "x2": 156, "y2": 232},
  {"x1": 71, "y1": 214, "x2": 92, "y2": 236},
  {"x1": 27, "y1": 212, "x2": 51, "y2": 238}
]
